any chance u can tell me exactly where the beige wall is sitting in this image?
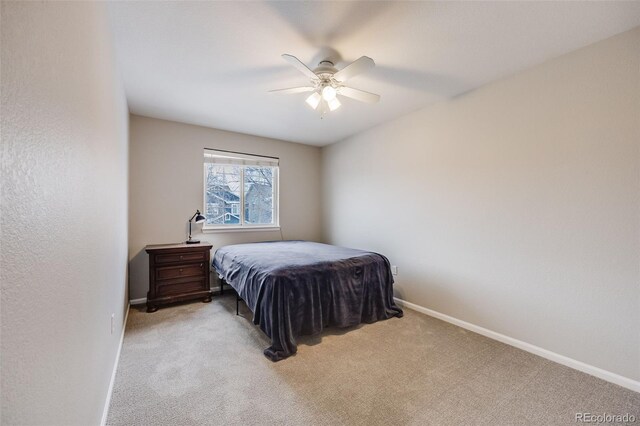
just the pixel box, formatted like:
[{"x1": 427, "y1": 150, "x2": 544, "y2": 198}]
[
  {"x1": 128, "y1": 115, "x2": 322, "y2": 300},
  {"x1": 1, "y1": 2, "x2": 129, "y2": 425},
  {"x1": 322, "y1": 28, "x2": 640, "y2": 382}
]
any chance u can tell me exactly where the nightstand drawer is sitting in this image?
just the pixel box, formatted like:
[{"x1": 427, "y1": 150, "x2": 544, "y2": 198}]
[
  {"x1": 157, "y1": 277, "x2": 207, "y2": 296},
  {"x1": 155, "y1": 251, "x2": 206, "y2": 265},
  {"x1": 156, "y1": 263, "x2": 206, "y2": 280}
]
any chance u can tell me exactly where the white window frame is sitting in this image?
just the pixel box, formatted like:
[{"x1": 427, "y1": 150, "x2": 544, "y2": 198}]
[{"x1": 202, "y1": 150, "x2": 280, "y2": 233}]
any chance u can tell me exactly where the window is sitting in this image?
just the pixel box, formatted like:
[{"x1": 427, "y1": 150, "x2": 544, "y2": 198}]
[{"x1": 203, "y1": 149, "x2": 279, "y2": 229}]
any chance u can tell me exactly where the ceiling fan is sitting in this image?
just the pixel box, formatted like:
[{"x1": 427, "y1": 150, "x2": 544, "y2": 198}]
[{"x1": 269, "y1": 54, "x2": 380, "y2": 115}]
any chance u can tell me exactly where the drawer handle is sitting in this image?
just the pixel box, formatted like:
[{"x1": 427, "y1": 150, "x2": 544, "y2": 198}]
[
  {"x1": 179, "y1": 268, "x2": 183, "y2": 273},
  {"x1": 180, "y1": 255, "x2": 184, "y2": 260},
  {"x1": 200, "y1": 263, "x2": 203, "y2": 267}
]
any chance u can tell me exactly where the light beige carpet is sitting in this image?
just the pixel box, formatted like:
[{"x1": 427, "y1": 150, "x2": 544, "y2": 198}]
[{"x1": 107, "y1": 294, "x2": 639, "y2": 425}]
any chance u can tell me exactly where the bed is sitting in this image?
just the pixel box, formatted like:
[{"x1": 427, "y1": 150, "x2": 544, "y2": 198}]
[{"x1": 212, "y1": 240, "x2": 403, "y2": 361}]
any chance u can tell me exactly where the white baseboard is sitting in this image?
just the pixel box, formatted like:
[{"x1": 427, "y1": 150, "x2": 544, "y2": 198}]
[
  {"x1": 129, "y1": 297, "x2": 146, "y2": 305},
  {"x1": 129, "y1": 285, "x2": 228, "y2": 306},
  {"x1": 100, "y1": 304, "x2": 130, "y2": 426},
  {"x1": 394, "y1": 297, "x2": 640, "y2": 393}
]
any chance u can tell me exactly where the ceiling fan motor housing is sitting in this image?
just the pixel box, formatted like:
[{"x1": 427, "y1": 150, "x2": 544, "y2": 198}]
[
  {"x1": 313, "y1": 60, "x2": 339, "y2": 93},
  {"x1": 314, "y1": 60, "x2": 338, "y2": 76}
]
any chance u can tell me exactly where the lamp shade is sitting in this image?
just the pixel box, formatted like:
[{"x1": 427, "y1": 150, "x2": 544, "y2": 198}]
[
  {"x1": 305, "y1": 92, "x2": 321, "y2": 110},
  {"x1": 194, "y1": 212, "x2": 206, "y2": 223},
  {"x1": 327, "y1": 97, "x2": 341, "y2": 111},
  {"x1": 322, "y1": 85, "x2": 337, "y2": 101}
]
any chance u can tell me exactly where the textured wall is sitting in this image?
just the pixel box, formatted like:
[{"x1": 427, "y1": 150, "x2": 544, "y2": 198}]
[
  {"x1": 1, "y1": 2, "x2": 129, "y2": 424},
  {"x1": 128, "y1": 115, "x2": 322, "y2": 300},
  {"x1": 322, "y1": 28, "x2": 640, "y2": 382}
]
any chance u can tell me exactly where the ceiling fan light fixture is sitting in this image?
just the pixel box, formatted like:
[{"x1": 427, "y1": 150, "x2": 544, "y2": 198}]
[
  {"x1": 305, "y1": 92, "x2": 321, "y2": 110},
  {"x1": 273, "y1": 53, "x2": 379, "y2": 115},
  {"x1": 327, "y1": 97, "x2": 341, "y2": 111},
  {"x1": 321, "y1": 85, "x2": 337, "y2": 101}
]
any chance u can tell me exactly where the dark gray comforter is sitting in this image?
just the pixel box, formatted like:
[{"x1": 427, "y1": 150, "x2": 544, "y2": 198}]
[{"x1": 212, "y1": 240, "x2": 403, "y2": 361}]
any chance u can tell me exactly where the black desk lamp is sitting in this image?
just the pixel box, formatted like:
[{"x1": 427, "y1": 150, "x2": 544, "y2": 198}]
[{"x1": 186, "y1": 210, "x2": 206, "y2": 244}]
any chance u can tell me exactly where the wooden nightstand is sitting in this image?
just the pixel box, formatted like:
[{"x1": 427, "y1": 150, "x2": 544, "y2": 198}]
[{"x1": 145, "y1": 242, "x2": 213, "y2": 313}]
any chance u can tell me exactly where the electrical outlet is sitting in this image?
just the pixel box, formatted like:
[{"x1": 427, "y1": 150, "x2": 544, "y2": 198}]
[
  {"x1": 391, "y1": 265, "x2": 398, "y2": 276},
  {"x1": 111, "y1": 313, "x2": 115, "y2": 335}
]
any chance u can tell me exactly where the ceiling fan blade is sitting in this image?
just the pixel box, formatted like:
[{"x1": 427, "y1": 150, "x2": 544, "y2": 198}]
[
  {"x1": 338, "y1": 86, "x2": 380, "y2": 104},
  {"x1": 333, "y1": 56, "x2": 375, "y2": 82},
  {"x1": 281, "y1": 54, "x2": 318, "y2": 81},
  {"x1": 269, "y1": 87, "x2": 315, "y2": 94}
]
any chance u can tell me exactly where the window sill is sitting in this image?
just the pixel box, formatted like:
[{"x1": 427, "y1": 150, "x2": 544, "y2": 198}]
[{"x1": 202, "y1": 226, "x2": 280, "y2": 233}]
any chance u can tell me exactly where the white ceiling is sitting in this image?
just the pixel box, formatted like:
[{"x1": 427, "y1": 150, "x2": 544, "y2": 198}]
[{"x1": 108, "y1": 1, "x2": 640, "y2": 146}]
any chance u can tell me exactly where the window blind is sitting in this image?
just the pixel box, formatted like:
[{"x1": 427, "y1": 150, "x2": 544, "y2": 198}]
[{"x1": 204, "y1": 149, "x2": 279, "y2": 167}]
